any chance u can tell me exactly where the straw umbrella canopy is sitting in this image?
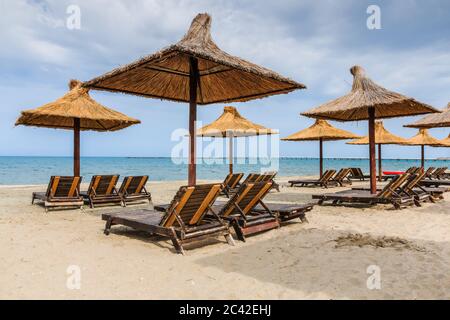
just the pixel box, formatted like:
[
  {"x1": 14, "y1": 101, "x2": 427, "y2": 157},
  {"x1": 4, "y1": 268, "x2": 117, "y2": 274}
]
[
  {"x1": 437, "y1": 134, "x2": 450, "y2": 146},
  {"x1": 15, "y1": 80, "x2": 140, "y2": 176},
  {"x1": 403, "y1": 129, "x2": 444, "y2": 167},
  {"x1": 302, "y1": 65, "x2": 439, "y2": 193},
  {"x1": 84, "y1": 13, "x2": 305, "y2": 186},
  {"x1": 197, "y1": 106, "x2": 277, "y2": 174},
  {"x1": 347, "y1": 121, "x2": 409, "y2": 181},
  {"x1": 282, "y1": 119, "x2": 361, "y2": 177},
  {"x1": 405, "y1": 103, "x2": 450, "y2": 128}
]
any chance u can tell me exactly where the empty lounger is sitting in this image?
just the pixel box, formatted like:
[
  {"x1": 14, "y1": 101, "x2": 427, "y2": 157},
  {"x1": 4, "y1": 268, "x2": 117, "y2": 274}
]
[
  {"x1": 32, "y1": 176, "x2": 83, "y2": 212},
  {"x1": 102, "y1": 183, "x2": 234, "y2": 255},
  {"x1": 118, "y1": 176, "x2": 152, "y2": 205},
  {"x1": 213, "y1": 181, "x2": 280, "y2": 242},
  {"x1": 288, "y1": 169, "x2": 336, "y2": 188},
  {"x1": 81, "y1": 175, "x2": 123, "y2": 208},
  {"x1": 220, "y1": 172, "x2": 244, "y2": 197},
  {"x1": 313, "y1": 173, "x2": 414, "y2": 209}
]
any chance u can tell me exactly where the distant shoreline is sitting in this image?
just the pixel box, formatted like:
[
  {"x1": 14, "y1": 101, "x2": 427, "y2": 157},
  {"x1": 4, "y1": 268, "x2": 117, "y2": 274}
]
[{"x1": 0, "y1": 155, "x2": 449, "y2": 161}]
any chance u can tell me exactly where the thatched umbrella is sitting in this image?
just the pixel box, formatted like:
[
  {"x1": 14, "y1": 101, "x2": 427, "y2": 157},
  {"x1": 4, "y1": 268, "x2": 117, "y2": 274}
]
[
  {"x1": 302, "y1": 66, "x2": 438, "y2": 193},
  {"x1": 197, "y1": 106, "x2": 277, "y2": 174},
  {"x1": 84, "y1": 13, "x2": 305, "y2": 185},
  {"x1": 405, "y1": 103, "x2": 450, "y2": 128},
  {"x1": 437, "y1": 134, "x2": 450, "y2": 146},
  {"x1": 347, "y1": 121, "x2": 408, "y2": 181},
  {"x1": 282, "y1": 119, "x2": 361, "y2": 177},
  {"x1": 15, "y1": 80, "x2": 140, "y2": 176},
  {"x1": 403, "y1": 129, "x2": 444, "y2": 167}
]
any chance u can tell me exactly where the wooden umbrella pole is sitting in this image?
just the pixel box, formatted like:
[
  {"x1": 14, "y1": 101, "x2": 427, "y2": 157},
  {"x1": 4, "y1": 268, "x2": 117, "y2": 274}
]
[
  {"x1": 377, "y1": 143, "x2": 382, "y2": 182},
  {"x1": 73, "y1": 118, "x2": 80, "y2": 177},
  {"x1": 229, "y1": 133, "x2": 233, "y2": 174},
  {"x1": 319, "y1": 137, "x2": 323, "y2": 177},
  {"x1": 188, "y1": 56, "x2": 199, "y2": 186},
  {"x1": 421, "y1": 145, "x2": 425, "y2": 168},
  {"x1": 368, "y1": 107, "x2": 377, "y2": 194}
]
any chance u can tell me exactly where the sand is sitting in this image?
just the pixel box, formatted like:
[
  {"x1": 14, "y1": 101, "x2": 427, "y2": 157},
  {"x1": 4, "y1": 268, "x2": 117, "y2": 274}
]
[{"x1": 0, "y1": 177, "x2": 449, "y2": 299}]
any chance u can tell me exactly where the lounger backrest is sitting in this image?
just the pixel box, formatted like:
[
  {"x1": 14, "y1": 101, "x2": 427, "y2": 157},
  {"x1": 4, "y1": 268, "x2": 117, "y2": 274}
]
[
  {"x1": 220, "y1": 181, "x2": 273, "y2": 217},
  {"x1": 87, "y1": 175, "x2": 119, "y2": 196},
  {"x1": 424, "y1": 167, "x2": 435, "y2": 176},
  {"x1": 320, "y1": 170, "x2": 336, "y2": 182},
  {"x1": 161, "y1": 183, "x2": 222, "y2": 228},
  {"x1": 259, "y1": 171, "x2": 277, "y2": 182},
  {"x1": 119, "y1": 176, "x2": 148, "y2": 195},
  {"x1": 402, "y1": 172, "x2": 426, "y2": 192},
  {"x1": 334, "y1": 168, "x2": 351, "y2": 181},
  {"x1": 406, "y1": 167, "x2": 417, "y2": 174},
  {"x1": 241, "y1": 173, "x2": 261, "y2": 184},
  {"x1": 377, "y1": 173, "x2": 410, "y2": 198},
  {"x1": 46, "y1": 176, "x2": 82, "y2": 199},
  {"x1": 223, "y1": 173, "x2": 244, "y2": 189},
  {"x1": 349, "y1": 168, "x2": 362, "y2": 177}
]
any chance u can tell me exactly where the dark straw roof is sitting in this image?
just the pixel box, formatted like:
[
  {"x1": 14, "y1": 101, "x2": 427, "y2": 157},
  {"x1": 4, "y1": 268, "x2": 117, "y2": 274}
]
[
  {"x1": 302, "y1": 66, "x2": 439, "y2": 121},
  {"x1": 405, "y1": 103, "x2": 450, "y2": 128},
  {"x1": 16, "y1": 80, "x2": 140, "y2": 131},
  {"x1": 84, "y1": 13, "x2": 305, "y2": 105}
]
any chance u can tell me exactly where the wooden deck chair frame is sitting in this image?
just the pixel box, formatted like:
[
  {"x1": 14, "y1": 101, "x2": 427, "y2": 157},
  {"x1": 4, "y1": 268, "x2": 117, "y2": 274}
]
[
  {"x1": 32, "y1": 176, "x2": 83, "y2": 212},
  {"x1": 102, "y1": 183, "x2": 234, "y2": 255},
  {"x1": 218, "y1": 181, "x2": 280, "y2": 242},
  {"x1": 330, "y1": 168, "x2": 352, "y2": 186},
  {"x1": 119, "y1": 176, "x2": 152, "y2": 206},
  {"x1": 313, "y1": 173, "x2": 414, "y2": 209},
  {"x1": 82, "y1": 175, "x2": 123, "y2": 208},
  {"x1": 289, "y1": 169, "x2": 336, "y2": 188},
  {"x1": 221, "y1": 172, "x2": 244, "y2": 197}
]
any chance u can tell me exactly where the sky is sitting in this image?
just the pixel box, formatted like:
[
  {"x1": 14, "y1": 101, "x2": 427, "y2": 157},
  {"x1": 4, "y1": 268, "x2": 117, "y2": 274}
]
[{"x1": 0, "y1": 0, "x2": 449, "y2": 159}]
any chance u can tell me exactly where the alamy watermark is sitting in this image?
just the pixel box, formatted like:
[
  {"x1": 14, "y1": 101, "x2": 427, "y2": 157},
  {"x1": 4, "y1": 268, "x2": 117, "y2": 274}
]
[
  {"x1": 367, "y1": 5, "x2": 382, "y2": 30},
  {"x1": 366, "y1": 265, "x2": 381, "y2": 290},
  {"x1": 66, "y1": 265, "x2": 81, "y2": 290},
  {"x1": 170, "y1": 121, "x2": 280, "y2": 173},
  {"x1": 37, "y1": 4, "x2": 81, "y2": 30}
]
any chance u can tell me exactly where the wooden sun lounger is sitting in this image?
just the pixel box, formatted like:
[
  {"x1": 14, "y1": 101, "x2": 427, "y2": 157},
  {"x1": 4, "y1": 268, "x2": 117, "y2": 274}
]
[
  {"x1": 215, "y1": 181, "x2": 280, "y2": 241},
  {"x1": 329, "y1": 168, "x2": 352, "y2": 186},
  {"x1": 81, "y1": 175, "x2": 123, "y2": 208},
  {"x1": 221, "y1": 172, "x2": 244, "y2": 197},
  {"x1": 313, "y1": 173, "x2": 414, "y2": 209},
  {"x1": 32, "y1": 176, "x2": 83, "y2": 212},
  {"x1": 288, "y1": 169, "x2": 336, "y2": 188},
  {"x1": 118, "y1": 176, "x2": 152, "y2": 205},
  {"x1": 102, "y1": 183, "x2": 234, "y2": 255},
  {"x1": 250, "y1": 202, "x2": 314, "y2": 223},
  {"x1": 259, "y1": 171, "x2": 280, "y2": 192},
  {"x1": 420, "y1": 178, "x2": 450, "y2": 187},
  {"x1": 348, "y1": 168, "x2": 371, "y2": 181}
]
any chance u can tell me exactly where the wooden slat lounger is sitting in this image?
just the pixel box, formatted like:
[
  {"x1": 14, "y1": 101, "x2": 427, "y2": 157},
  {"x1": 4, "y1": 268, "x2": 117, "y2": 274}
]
[
  {"x1": 118, "y1": 176, "x2": 152, "y2": 206},
  {"x1": 312, "y1": 173, "x2": 414, "y2": 209},
  {"x1": 419, "y1": 178, "x2": 450, "y2": 188},
  {"x1": 424, "y1": 167, "x2": 436, "y2": 179},
  {"x1": 348, "y1": 168, "x2": 371, "y2": 181},
  {"x1": 81, "y1": 175, "x2": 123, "y2": 208},
  {"x1": 288, "y1": 169, "x2": 336, "y2": 188},
  {"x1": 259, "y1": 171, "x2": 280, "y2": 192},
  {"x1": 215, "y1": 181, "x2": 280, "y2": 242},
  {"x1": 32, "y1": 176, "x2": 83, "y2": 212},
  {"x1": 221, "y1": 172, "x2": 244, "y2": 197},
  {"x1": 251, "y1": 202, "x2": 314, "y2": 223},
  {"x1": 329, "y1": 168, "x2": 352, "y2": 186},
  {"x1": 102, "y1": 183, "x2": 234, "y2": 255}
]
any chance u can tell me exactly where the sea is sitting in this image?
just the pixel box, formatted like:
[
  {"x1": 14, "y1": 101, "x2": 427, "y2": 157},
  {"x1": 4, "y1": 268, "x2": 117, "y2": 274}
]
[{"x1": 0, "y1": 156, "x2": 449, "y2": 185}]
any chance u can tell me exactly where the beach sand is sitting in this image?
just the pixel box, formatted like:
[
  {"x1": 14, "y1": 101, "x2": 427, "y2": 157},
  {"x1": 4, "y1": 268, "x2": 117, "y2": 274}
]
[{"x1": 0, "y1": 177, "x2": 449, "y2": 299}]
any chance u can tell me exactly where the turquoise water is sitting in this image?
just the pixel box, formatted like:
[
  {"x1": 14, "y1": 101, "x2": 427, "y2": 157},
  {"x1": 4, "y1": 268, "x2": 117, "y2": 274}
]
[{"x1": 0, "y1": 156, "x2": 449, "y2": 185}]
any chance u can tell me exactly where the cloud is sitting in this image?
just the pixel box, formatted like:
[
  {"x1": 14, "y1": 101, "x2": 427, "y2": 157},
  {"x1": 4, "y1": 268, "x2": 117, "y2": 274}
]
[{"x1": 0, "y1": 0, "x2": 449, "y2": 158}]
